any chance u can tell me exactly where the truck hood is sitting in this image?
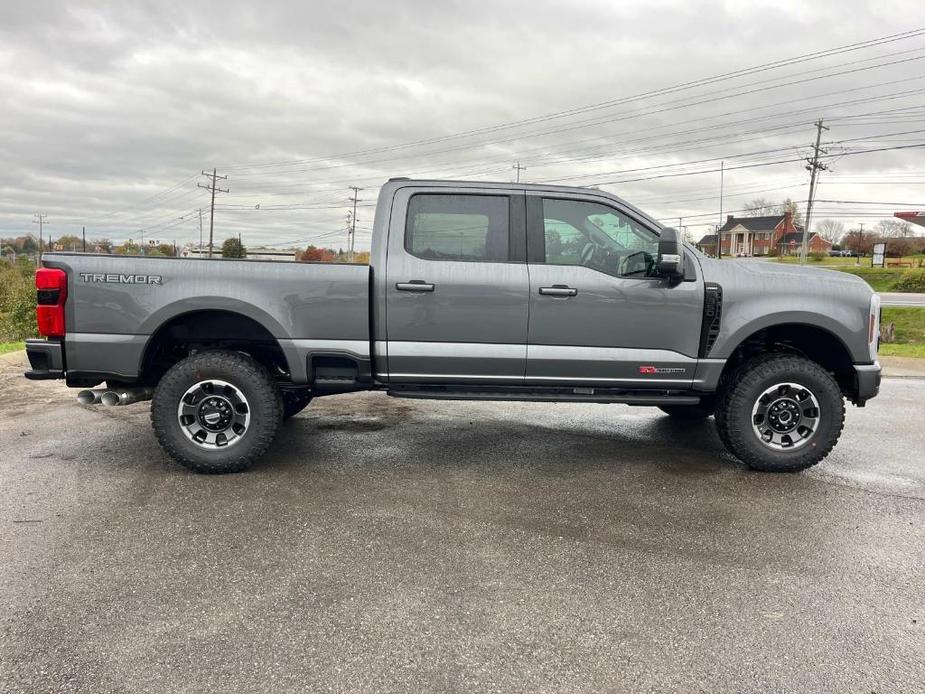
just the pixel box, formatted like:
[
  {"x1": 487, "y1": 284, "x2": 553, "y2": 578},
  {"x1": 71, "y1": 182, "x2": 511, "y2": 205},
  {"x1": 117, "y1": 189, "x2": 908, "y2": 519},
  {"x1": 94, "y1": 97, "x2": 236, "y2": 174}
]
[
  {"x1": 699, "y1": 258, "x2": 874, "y2": 296},
  {"x1": 733, "y1": 260, "x2": 870, "y2": 287}
]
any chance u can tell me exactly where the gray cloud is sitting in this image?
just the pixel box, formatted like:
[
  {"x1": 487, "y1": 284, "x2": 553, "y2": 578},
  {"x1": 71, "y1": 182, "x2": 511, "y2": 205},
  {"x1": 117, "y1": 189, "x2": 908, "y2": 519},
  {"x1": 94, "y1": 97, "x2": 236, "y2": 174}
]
[{"x1": 1, "y1": 0, "x2": 923, "y2": 249}]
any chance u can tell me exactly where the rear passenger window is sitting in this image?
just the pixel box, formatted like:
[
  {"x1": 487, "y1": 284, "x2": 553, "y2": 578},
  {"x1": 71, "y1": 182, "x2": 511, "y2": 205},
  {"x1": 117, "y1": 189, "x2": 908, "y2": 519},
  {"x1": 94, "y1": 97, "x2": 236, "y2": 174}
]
[{"x1": 406, "y1": 194, "x2": 509, "y2": 262}]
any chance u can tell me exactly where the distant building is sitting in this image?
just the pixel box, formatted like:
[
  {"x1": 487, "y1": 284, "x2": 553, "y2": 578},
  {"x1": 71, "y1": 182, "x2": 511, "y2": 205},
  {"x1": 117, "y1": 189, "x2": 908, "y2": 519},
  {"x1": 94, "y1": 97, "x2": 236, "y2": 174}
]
[
  {"x1": 894, "y1": 211, "x2": 925, "y2": 229},
  {"x1": 697, "y1": 211, "x2": 832, "y2": 256}
]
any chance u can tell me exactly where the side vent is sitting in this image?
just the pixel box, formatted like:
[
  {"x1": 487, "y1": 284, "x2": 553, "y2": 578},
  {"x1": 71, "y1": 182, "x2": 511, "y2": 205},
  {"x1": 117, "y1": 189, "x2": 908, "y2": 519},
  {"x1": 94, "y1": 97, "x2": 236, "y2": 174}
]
[{"x1": 699, "y1": 283, "x2": 723, "y2": 358}]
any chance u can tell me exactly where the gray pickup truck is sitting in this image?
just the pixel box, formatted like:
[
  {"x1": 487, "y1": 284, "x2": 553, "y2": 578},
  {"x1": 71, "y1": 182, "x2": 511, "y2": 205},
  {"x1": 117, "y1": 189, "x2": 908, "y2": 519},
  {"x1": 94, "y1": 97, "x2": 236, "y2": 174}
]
[{"x1": 26, "y1": 178, "x2": 881, "y2": 474}]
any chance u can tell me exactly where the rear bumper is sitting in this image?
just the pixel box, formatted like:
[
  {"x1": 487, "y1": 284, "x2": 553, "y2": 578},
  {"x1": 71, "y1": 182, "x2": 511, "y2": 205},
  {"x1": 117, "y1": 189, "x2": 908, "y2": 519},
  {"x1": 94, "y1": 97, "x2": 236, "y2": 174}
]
[
  {"x1": 24, "y1": 338, "x2": 65, "y2": 380},
  {"x1": 853, "y1": 362, "x2": 881, "y2": 406}
]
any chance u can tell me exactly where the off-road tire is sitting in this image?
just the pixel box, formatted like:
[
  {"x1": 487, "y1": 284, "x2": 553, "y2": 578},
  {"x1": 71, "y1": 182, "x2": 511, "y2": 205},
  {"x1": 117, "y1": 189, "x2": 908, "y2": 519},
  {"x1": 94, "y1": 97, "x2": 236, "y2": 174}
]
[
  {"x1": 151, "y1": 351, "x2": 283, "y2": 474},
  {"x1": 659, "y1": 402, "x2": 715, "y2": 420},
  {"x1": 714, "y1": 354, "x2": 844, "y2": 472},
  {"x1": 282, "y1": 389, "x2": 312, "y2": 420}
]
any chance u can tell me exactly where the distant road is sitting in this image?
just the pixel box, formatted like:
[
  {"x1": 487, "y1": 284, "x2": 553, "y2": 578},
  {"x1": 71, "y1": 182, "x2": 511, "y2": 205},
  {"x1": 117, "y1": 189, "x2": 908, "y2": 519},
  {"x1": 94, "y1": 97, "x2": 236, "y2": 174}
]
[{"x1": 880, "y1": 292, "x2": 925, "y2": 308}]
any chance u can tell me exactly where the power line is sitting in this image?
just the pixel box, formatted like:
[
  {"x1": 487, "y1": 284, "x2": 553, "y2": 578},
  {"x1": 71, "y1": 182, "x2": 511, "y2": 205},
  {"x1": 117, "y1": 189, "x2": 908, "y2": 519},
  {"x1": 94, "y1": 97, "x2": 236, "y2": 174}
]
[
  {"x1": 221, "y1": 27, "x2": 925, "y2": 172},
  {"x1": 224, "y1": 64, "x2": 925, "y2": 183}
]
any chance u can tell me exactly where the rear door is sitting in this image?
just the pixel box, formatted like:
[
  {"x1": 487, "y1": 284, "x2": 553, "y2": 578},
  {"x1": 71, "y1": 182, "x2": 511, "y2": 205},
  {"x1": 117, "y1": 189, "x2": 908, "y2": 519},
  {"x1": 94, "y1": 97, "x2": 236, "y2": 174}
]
[
  {"x1": 525, "y1": 193, "x2": 703, "y2": 387},
  {"x1": 384, "y1": 186, "x2": 529, "y2": 383}
]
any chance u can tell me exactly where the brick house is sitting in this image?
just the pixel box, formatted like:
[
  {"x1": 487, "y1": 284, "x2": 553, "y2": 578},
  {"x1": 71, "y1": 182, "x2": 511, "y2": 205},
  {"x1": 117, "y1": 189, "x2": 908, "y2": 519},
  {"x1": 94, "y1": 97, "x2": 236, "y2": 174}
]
[{"x1": 697, "y1": 211, "x2": 832, "y2": 256}]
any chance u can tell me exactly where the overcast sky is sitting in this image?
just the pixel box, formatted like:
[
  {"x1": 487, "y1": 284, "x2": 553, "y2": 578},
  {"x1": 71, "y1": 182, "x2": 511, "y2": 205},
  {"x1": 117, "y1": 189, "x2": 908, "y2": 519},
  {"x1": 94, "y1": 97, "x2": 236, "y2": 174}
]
[{"x1": 1, "y1": 0, "x2": 923, "y2": 250}]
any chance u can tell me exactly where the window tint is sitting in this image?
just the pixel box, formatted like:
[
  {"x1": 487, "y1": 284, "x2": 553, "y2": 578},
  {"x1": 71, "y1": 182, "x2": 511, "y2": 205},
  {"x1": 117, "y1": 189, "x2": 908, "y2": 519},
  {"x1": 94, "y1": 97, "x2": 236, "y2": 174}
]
[
  {"x1": 542, "y1": 198, "x2": 660, "y2": 278},
  {"x1": 406, "y1": 194, "x2": 509, "y2": 262}
]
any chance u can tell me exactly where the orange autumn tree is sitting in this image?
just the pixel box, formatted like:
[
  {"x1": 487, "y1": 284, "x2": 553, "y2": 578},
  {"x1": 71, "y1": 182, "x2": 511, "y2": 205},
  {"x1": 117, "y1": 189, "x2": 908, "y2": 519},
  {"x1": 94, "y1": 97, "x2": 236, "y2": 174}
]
[{"x1": 298, "y1": 245, "x2": 337, "y2": 262}]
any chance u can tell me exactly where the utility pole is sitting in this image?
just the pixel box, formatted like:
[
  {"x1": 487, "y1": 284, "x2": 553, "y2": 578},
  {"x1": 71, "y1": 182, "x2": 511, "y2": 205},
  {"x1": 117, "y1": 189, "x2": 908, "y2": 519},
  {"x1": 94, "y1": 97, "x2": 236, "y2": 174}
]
[
  {"x1": 198, "y1": 208, "x2": 204, "y2": 257},
  {"x1": 32, "y1": 213, "x2": 47, "y2": 262},
  {"x1": 345, "y1": 212, "x2": 353, "y2": 261},
  {"x1": 717, "y1": 161, "x2": 724, "y2": 259},
  {"x1": 348, "y1": 186, "x2": 363, "y2": 263},
  {"x1": 198, "y1": 168, "x2": 228, "y2": 258},
  {"x1": 799, "y1": 119, "x2": 829, "y2": 264},
  {"x1": 856, "y1": 222, "x2": 864, "y2": 265},
  {"x1": 82, "y1": 226, "x2": 86, "y2": 253},
  {"x1": 513, "y1": 161, "x2": 527, "y2": 183},
  {"x1": 139, "y1": 228, "x2": 145, "y2": 256}
]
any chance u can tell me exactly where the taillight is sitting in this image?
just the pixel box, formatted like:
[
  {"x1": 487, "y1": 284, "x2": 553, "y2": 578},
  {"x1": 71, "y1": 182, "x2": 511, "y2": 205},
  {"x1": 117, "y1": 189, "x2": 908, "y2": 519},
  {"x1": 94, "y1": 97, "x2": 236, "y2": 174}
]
[
  {"x1": 868, "y1": 294, "x2": 881, "y2": 361},
  {"x1": 35, "y1": 267, "x2": 67, "y2": 338}
]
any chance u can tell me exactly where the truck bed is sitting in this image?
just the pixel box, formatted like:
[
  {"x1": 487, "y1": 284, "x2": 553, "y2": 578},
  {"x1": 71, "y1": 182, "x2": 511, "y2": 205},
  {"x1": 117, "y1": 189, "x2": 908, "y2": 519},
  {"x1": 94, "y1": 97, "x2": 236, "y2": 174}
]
[{"x1": 39, "y1": 253, "x2": 371, "y2": 384}]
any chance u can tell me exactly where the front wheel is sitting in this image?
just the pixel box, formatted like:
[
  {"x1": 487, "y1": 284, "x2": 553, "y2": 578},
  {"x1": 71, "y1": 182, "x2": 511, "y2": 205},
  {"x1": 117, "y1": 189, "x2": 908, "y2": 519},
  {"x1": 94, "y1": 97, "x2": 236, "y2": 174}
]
[
  {"x1": 715, "y1": 354, "x2": 845, "y2": 472},
  {"x1": 151, "y1": 351, "x2": 283, "y2": 474}
]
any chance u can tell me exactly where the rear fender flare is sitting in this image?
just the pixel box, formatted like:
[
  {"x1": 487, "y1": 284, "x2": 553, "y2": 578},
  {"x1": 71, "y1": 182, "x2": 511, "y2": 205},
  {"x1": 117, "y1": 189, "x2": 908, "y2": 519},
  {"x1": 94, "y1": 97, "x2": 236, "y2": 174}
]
[{"x1": 137, "y1": 298, "x2": 306, "y2": 383}]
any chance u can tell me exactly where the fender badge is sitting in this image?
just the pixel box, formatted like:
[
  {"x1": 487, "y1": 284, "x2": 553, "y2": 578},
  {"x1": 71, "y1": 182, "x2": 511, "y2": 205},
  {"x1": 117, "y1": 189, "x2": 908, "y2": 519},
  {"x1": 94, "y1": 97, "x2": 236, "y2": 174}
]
[{"x1": 639, "y1": 366, "x2": 686, "y2": 375}]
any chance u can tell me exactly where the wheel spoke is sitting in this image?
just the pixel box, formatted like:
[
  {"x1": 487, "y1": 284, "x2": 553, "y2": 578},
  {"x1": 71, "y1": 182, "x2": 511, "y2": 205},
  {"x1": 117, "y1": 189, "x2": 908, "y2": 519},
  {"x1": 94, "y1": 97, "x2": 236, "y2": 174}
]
[
  {"x1": 177, "y1": 379, "x2": 251, "y2": 451},
  {"x1": 751, "y1": 382, "x2": 821, "y2": 452}
]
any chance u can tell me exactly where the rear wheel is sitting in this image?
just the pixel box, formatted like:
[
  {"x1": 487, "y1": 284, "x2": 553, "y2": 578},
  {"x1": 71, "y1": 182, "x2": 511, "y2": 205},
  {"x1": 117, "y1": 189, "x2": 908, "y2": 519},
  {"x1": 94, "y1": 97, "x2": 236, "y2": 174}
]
[
  {"x1": 715, "y1": 354, "x2": 844, "y2": 472},
  {"x1": 151, "y1": 351, "x2": 282, "y2": 473}
]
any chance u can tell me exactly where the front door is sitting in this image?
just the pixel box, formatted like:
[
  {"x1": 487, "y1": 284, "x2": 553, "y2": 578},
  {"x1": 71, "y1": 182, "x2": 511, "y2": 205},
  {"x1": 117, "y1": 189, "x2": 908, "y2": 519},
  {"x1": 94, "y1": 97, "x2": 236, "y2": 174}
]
[
  {"x1": 525, "y1": 193, "x2": 703, "y2": 388},
  {"x1": 384, "y1": 188, "x2": 529, "y2": 382}
]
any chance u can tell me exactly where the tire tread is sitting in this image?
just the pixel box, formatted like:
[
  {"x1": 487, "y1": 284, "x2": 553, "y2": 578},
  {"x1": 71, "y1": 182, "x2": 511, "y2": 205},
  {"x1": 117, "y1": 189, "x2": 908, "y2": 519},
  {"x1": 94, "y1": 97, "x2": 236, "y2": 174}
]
[
  {"x1": 150, "y1": 351, "x2": 282, "y2": 474},
  {"x1": 714, "y1": 353, "x2": 845, "y2": 472}
]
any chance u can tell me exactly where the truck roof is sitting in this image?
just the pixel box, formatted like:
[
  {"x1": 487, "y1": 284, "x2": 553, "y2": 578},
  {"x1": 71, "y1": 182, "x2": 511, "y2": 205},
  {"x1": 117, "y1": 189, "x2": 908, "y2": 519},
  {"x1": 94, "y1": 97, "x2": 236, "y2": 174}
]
[
  {"x1": 389, "y1": 176, "x2": 606, "y2": 193},
  {"x1": 384, "y1": 178, "x2": 663, "y2": 228}
]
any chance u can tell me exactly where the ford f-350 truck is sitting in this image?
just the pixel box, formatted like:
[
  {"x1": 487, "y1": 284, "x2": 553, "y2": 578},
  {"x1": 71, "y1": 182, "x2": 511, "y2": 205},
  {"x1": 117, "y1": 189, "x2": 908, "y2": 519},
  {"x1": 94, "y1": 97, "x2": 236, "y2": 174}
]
[{"x1": 25, "y1": 178, "x2": 881, "y2": 473}]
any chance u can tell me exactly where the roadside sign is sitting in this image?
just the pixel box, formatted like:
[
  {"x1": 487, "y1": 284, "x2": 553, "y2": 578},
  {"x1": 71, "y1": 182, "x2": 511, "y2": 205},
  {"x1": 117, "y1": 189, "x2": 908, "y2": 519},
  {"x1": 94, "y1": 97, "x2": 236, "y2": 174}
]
[{"x1": 872, "y1": 242, "x2": 886, "y2": 267}]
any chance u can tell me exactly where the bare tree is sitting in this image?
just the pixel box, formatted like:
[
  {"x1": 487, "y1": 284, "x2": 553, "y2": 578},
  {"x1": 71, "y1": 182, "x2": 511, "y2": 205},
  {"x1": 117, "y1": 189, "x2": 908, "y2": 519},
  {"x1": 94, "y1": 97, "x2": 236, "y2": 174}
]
[
  {"x1": 743, "y1": 198, "x2": 804, "y2": 226},
  {"x1": 874, "y1": 218, "x2": 913, "y2": 238},
  {"x1": 776, "y1": 198, "x2": 803, "y2": 227},
  {"x1": 815, "y1": 219, "x2": 845, "y2": 243},
  {"x1": 743, "y1": 198, "x2": 776, "y2": 216}
]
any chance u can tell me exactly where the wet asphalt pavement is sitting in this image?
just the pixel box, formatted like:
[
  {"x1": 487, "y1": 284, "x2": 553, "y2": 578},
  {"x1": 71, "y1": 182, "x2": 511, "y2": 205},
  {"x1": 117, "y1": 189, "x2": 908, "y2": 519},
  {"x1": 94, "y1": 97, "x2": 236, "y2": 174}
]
[{"x1": 0, "y1": 357, "x2": 923, "y2": 693}]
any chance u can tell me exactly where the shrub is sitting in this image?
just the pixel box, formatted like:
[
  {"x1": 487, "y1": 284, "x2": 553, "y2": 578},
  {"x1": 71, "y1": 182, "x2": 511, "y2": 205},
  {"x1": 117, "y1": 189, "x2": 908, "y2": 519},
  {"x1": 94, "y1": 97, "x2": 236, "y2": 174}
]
[
  {"x1": 0, "y1": 259, "x2": 37, "y2": 342},
  {"x1": 893, "y1": 269, "x2": 925, "y2": 292},
  {"x1": 809, "y1": 251, "x2": 825, "y2": 262}
]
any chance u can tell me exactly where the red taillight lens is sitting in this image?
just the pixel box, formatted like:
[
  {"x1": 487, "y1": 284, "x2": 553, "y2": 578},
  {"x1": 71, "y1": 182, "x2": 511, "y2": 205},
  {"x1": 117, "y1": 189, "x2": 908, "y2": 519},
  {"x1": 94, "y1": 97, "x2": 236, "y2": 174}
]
[{"x1": 35, "y1": 267, "x2": 67, "y2": 338}]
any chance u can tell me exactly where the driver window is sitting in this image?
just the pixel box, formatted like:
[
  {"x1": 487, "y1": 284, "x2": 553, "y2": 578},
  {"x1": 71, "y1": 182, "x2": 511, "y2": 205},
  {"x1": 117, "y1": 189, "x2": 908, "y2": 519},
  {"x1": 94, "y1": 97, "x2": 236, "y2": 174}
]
[{"x1": 542, "y1": 198, "x2": 660, "y2": 278}]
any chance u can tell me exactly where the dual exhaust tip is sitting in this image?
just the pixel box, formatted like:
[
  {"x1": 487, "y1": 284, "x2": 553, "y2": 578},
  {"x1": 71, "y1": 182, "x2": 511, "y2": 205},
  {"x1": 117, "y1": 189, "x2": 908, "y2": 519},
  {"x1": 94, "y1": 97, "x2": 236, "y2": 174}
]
[{"x1": 77, "y1": 387, "x2": 153, "y2": 407}]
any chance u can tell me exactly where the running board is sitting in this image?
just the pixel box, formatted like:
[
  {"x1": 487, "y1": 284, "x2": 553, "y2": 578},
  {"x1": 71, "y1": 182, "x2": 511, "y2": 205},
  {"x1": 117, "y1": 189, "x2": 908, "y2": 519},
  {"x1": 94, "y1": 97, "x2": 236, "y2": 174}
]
[{"x1": 387, "y1": 385, "x2": 700, "y2": 406}]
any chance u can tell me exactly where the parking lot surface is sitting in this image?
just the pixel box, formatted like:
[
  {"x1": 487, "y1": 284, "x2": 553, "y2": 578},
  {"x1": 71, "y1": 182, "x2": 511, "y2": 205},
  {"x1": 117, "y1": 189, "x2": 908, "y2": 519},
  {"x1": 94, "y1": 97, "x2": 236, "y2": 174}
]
[{"x1": 1, "y1": 355, "x2": 923, "y2": 693}]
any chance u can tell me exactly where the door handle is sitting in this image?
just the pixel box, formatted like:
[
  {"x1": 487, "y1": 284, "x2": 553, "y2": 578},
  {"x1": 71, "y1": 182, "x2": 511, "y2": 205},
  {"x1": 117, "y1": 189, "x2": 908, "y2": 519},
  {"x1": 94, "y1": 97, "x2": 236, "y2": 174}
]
[
  {"x1": 396, "y1": 280, "x2": 435, "y2": 292},
  {"x1": 539, "y1": 285, "x2": 578, "y2": 297}
]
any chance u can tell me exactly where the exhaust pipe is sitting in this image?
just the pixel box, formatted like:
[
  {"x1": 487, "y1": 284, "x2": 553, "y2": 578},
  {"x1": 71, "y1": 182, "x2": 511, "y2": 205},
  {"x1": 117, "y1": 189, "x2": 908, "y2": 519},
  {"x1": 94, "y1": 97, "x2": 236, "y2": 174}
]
[
  {"x1": 100, "y1": 387, "x2": 154, "y2": 407},
  {"x1": 76, "y1": 389, "x2": 106, "y2": 405}
]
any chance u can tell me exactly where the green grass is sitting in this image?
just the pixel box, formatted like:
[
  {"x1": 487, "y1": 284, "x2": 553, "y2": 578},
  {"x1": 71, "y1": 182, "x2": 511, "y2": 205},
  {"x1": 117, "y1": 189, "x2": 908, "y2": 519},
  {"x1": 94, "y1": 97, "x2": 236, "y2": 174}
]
[
  {"x1": 773, "y1": 255, "x2": 869, "y2": 266},
  {"x1": 882, "y1": 306, "x2": 925, "y2": 342},
  {"x1": 0, "y1": 341, "x2": 25, "y2": 354},
  {"x1": 880, "y1": 343, "x2": 925, "y2": 358},
  {"x1": 880, "y1": 307, "x2": 925, "y2": 358},
  {"x1": 838, "y1": 267, "x2": 908, "y2": 292}
]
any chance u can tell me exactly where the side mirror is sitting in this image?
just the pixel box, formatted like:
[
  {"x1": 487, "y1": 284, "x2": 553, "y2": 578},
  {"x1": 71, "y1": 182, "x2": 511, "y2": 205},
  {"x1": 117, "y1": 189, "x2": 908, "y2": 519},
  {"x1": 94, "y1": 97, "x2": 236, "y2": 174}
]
[{"x1": 657, "y1": 227, "x2": 686, "y2": 280}]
